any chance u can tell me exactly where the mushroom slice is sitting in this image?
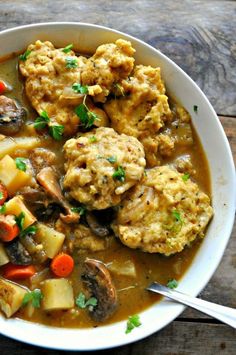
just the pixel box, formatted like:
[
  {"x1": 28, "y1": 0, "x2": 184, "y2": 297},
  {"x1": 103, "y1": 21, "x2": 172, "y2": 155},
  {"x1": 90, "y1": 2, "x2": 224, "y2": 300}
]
[
  {"x1": 5, "y1": 239, "x2": 32, "y2": 265},
  {"x1": 85, "y1": 212, "x2": 110, "y2": 238},
  {"x1": 81, "y1": 258, "x2": 118, "y2": 322},
  {"x1": 36, "y1": 167, "x2": 79, "y2": 224},
  {"x1": 0, "y1": 95, "x2": 26, "y2": 135}
]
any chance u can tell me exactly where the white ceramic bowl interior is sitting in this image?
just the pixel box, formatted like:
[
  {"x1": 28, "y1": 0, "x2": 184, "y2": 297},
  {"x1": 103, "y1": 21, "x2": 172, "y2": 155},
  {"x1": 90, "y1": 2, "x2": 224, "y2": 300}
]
[{"x1": 0, "y1": 23, "x2": 235, "y2": 351}]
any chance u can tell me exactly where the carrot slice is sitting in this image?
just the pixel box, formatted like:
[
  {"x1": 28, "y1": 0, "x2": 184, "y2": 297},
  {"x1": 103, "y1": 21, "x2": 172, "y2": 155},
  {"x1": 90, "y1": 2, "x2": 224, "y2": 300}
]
[
  {"x1": 50, "y1": 253, "x2": 74, "y2": 277},
  {"x1": 0, "y1": 182, "x2": 8, "y2": 205},
  {"x1": 3, "y1": 264, "x2": 36, "y2": 280},
  {"x1": 0, "y1": 215, "x2": 19, "y2": 242},
  {"x1": 0, "y1": 81, "x2": 7, "y2": 95}
]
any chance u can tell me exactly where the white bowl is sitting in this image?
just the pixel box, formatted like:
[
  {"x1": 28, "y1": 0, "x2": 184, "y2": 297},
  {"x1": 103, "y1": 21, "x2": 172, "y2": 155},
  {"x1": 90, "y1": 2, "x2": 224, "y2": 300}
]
[{"x1": 0, "y1": 23, "x2": 235, "y2": 351}]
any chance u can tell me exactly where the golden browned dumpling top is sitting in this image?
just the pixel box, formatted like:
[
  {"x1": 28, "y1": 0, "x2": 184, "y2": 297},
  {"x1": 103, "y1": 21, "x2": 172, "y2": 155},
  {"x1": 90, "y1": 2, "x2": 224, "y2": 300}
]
[
  {"x1": 112, "y1": 166, "x2": 213, "y2": 255},
  {"x1": 63, "y1": 127, "x2": 146, "y2": 210}
]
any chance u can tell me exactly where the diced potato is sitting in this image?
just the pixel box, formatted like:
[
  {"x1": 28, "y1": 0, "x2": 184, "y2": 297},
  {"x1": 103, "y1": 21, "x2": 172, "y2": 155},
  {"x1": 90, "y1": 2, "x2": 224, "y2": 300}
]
[
  {"x1": 0, "y1": 243, "x2": 10, "y2": 266},
  {"x1": 35, "y1": 224, "x2": 65, "y2": 259},
  {"x1": 0, "y1": 137, "x2": 41, "y2": 160},
  {"x1": 5, "y1": 195, "x2": 36, "y2": 228},
  {"x1": 108, "y1": 259, "x2": 137, "y2": 278},
  {"x1": 0, "y1": 277, "x2": 28, "y2": 318},
  {"x1": 0, "y1": 155, "x2": 31, "y2": 195},
  {"x1": 41, "y1": 278, "x2": 74, "y2": 311}
]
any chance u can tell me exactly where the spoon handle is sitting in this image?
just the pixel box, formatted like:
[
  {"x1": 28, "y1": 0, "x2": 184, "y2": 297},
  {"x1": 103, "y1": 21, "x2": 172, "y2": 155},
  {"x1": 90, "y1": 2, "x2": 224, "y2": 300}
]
[{"x1": 147, "y1": 282, "x2": 236, "y2": 329}]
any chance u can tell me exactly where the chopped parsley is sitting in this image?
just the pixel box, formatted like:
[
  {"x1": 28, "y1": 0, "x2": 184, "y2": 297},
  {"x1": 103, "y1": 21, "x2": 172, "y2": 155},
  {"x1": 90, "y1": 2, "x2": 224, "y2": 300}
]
[
  {"x1": 193, "y1": 105, "x2": 198, "y2": 113},
  {"x1": 72, "y1": 83, "x2": 89, "y2": 95},
  {"x1": 107, "y1": 156, "x2": 117, "y2": 164},
  {"x1": 49, "y1": 125, "x2": 64, "y2": 141},
  {"x1": 71, "y1": 206, "x2": 86, "y2": 216},
  {"x1": 75, "y1": 292, "x2": 97, "y2": 310},
  {"x1": 0, "y1": 191, "x2": 3, "y2": 199},
  {"x1": 15, "y1": 212, "x2": 25, "y2": 231},
  {"x1": 15, "y1": 157, "x2": 27, "y2": 172},
  {"x1": 125, "y1": 314, "x2": 141, "y2": 334},
  {"x1": 65, "y1": 57, "x2": 78, "y2": 69},
  {"x1": 75, "y1": 97, "x2": 99, "y2": 129},
  {"x1": 89, "y1": 135, "x2": 97, "y2": 143},
  {"x1": 167, "y1": 279, "x2": 178, "y2": 289},
  {"x1": 0, "y1": 203, "x2": 6, "y2": 214},
  {"x1": 20, "y1": 225, "x2": 37, "y2": 238},
  {"x1": 172, "y1": 210, "x2": 182, "y2": 223},
  {"x1": 112, "y1": 166, "x2": 125, "y2": 182},
  {"x1": 182, "y1": 173, "x2": 190, "y2": 182},
  {"x1": 62, "y1": 44, "x2": 73, "y2": 53},
  {"x1": 19, "y1": 50, "x2": 31, "y2": 61},
  {"x1": 34, "y1": 110, "x2": 50, "y2": 130},
  {"x1": 22, "y1": 289, "x2": 43, "y2": 308}
]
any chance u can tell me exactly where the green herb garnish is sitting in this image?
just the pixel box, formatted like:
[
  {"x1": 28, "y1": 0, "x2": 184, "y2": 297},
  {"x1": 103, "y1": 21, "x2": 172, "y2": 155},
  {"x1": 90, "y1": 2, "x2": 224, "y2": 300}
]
[
  {"x1": 75, "y1": 292, "x2": 97, "y2": 309},
  {"x1": 65, "y1": 57, "x2": 78, "y2": 69},
  {"x1": 34, "y1": 110, "x2": 50, "y2": 130},
  {"x1": 0, "y1": 203, "x2": 6, "y2": 214},
  {"x1": 89, "y1": 135, "x2": 97, "y2": 143},
  {"x1": 15, "y1": 212, "x2": 25, "y2": 231},
  {"x1": 112, "y1": 166, "x2": 125, "y2": 182},
  {"x1": 71, "y1": 206, "x2": 86, "y2": 216},
  {"x1": 49, "y1": 125, "x2": 64, "y2": 141},
  {"x1": 22, "y1": 289, "x2": 43, "y2": 308},
  {"x1": 20, "y1": 225, "x2": 37, "y2": 238},
  {"x1": 72, "y1": 83, "x2": 89, "y2": 95},
  {"x1": 62, "y1": 44, "x2": 73, "y2": 53},
  {"x1": 172, "y1": 210, "x2": 182, "y2": 223},
  {"x1": 75, "y1": 97, "x2": 99, "y2": 129},
  {"x1": 167, "y1": 279, "x2": 178, "y2": 289},
  {"x1": 114, "y1": 83, "x2": 125, "y2": 97},
  {"x1": 107, "y1": 156, "x2": 117, "y2": 164},
  {"x1": 182, "y1": 173, "x2": 190, "y2": 182},
  {"x1": 125, "y1": 314, "x2": 141, "y2": 334},
  {"x1": 193, "y1": 105, "x2": 198, "y2": 113},
  {"x1": 15, "y1": 157, "x2": 27, "y2": 172},
  {"x1": 19, "y1": 50, "x2": 31, "y2": 61},
  {"x1": 0, "y1": 192, "x2": 3, "y2": 200}
]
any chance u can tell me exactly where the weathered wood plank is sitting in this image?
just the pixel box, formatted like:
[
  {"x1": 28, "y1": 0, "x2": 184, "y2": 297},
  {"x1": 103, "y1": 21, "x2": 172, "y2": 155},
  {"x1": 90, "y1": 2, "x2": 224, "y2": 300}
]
[
  {"x1": 1, "y1": 321, "x2": 236, "y2": 355},
  {"x1": 0, "y1": 0, "x2": 235, "y2": 115}
]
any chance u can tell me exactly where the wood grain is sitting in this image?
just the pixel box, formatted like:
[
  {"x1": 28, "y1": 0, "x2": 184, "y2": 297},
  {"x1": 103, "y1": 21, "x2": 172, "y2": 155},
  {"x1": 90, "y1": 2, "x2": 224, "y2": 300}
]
[{"x1": 0, "y1": 0, "x2": 235, "y2": 115}]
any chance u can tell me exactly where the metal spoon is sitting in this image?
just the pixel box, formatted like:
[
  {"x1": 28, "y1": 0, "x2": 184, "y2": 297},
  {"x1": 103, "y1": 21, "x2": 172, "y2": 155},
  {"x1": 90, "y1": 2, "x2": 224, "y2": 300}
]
[{"x1": 147, "y1": 282, "x2": 236, "y2": 329}]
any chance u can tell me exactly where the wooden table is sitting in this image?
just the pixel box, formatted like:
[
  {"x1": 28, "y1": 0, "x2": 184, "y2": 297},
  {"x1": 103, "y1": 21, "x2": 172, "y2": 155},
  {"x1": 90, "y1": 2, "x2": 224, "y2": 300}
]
[{"x1": 0, "y1": 1, "x2": 235, "y2": 354}]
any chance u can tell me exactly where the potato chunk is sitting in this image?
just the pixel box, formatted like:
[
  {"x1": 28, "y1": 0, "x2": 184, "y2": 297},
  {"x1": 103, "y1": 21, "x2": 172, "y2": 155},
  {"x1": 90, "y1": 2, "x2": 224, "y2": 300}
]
[
  {"x1": 0, "y1": 155, "x2": 31, "y2": 195},
  {"x1": 41, "y1": 278, "x2": 74, "y2": 311},
  {"x1": 0, "y1": 137, "x2": 41, "y2": 160},
  {"x1": 0, "y1": 277, "x2": 27, "y2": 317},
  {"x1": 36, "y1": 224, "x2": 65, "y2": 258},
  {"x1": 0, "y1": 243, "x2": 10, "y2": 266},
  {"x1": 5, "y1": 195, "x2": 36, "y2": 228}
]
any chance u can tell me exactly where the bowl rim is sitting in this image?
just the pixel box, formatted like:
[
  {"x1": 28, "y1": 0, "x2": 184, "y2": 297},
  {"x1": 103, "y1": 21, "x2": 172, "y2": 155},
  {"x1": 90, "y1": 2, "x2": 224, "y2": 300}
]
[{"x1": 0, "y1": 21, "x2": 235, "y2": 351}]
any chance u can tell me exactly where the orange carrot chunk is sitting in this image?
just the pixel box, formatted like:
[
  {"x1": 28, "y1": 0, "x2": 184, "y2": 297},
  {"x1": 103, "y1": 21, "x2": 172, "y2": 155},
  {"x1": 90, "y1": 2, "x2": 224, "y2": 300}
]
[
  {"x1": 50, "y1": 253, "x2": 74, "y2": 277},
  {"x1": 0, "y1": 215, "x2": 19, "y2": 242},
  {"x1": 3, "y1": 264, "x2": 36, "y2": 280},
  {"x1": 0, "y1": 182, "x2": 8, "y2": 205},
  {"x1": 0, "y1": 81, "x2": 7, "y2": 95}
]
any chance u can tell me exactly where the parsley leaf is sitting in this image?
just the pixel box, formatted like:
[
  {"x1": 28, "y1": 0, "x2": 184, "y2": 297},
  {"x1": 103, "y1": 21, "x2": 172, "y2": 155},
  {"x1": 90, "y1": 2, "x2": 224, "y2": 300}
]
[
  {"x1": 0, "y1": 203, "x2": 6, "y2": 214},
  {"x1": 0, "y1": 191, "x2": 3, "y2": 199},
  {"x1": 112, "y1": 166, "x2": 125, "y2": 182},
  {"x1": 75, "y1": 292, "x2": 97, "y2": 309},
  {"x1": 193, "y1": 105, "x2": 198, "y2": 113},
  {"x1": 72, "y1": 83, "x2": 89, "y2": 95},
  {"x1": 65, "y1": 57, "x2": 78, "y2": 69},
  {"x1": 75, "y1": 104, "x2": 99, "y2": 129},
  {"x1": 167, "y1": 279, "x2": 178, "y2": 289},
  {"x1": 71, "y1": 206, "x2": 86, "y2": 216},
  {"x1": 172, "y1": 210, "x2": 182, "y2": 223},
  {"x1": 62, "y1": 44, "x2": 73, "y2": 53},
  {"x1": 89, "y1": 135, "x2": 97, "y2": 143},
  {"x1": 20, "y1": 225, "x2": 37, "y2": 238},
  {"x1": 22, "y1": 289, "x2": 43, "y2": 308},
  {"x1": 34, "y1": 111, "x2": 50, "y2": 130},
  {"x1": 15, "y1": 157, "x2": 27, "y2": 172},
  {"x1": 125, "y1": 314, "x2": 141, "y2": 334},
  {"x1": 107, "y1": 156, "x2": 117, "y2": 164},
  {"x1": 19, "y1": 50, "x2": 31, "y2": 61},
  {"x1": 15, "y1": 212, "x2": 25, "y2": 231},
  {"x1": 49, "y1": 125, "x2": 64, "y2": 141},
  {"x1": 182, "y1": 173, "x2": 190, "y2": 182}
]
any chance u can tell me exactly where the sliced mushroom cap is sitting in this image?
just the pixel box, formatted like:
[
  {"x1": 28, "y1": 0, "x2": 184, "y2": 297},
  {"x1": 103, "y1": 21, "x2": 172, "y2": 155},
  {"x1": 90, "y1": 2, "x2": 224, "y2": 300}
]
[
  {"x1": 81, "y1": 258, "x2": 117, "y2": 322},
  {"x1": 5, "y1": 239, "x2": 32, "y2": 265},
  {"x1": 37, "y1": 167, "x2": 79, "y2": 224},
  {"x1": 0, "y1": 95, "x2": 26, "y2": 135},
  {"x1": 85, "y1": 212, "x2": 110, "y2": 238}
]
